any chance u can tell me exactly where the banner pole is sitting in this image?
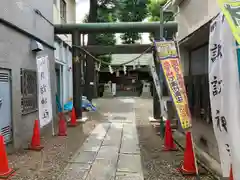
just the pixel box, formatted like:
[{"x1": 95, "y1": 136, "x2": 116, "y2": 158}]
[
  {"x1": 190, "y1": 129, "x2": 200, "y2": 179},
  {"x1": 174, "y1": 37, "x2": 200, "y2": 178}
]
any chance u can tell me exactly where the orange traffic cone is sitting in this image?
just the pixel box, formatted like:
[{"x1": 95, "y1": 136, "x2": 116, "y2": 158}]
[
  {"x1": 68, "y1": 107, "x2": 77, "y2": 127},
  {"x1": 0, "y1": 135, "x2": 16, "y2": 178},
  {"x1": 162, "y1": 120, "x2": 178, "y2": 151},
  {"x1": 58, "y1": 112, "x2": 67, "y2": 136},
  {"x1": 29, "y1": 119, "x2": 44, "y2": 151},
  {"x1": 229, "y1": 165, "x2": 233, "y2": 180},
  {"x1": 178, "y1": 131, "x2": 197, "y2": 175}
]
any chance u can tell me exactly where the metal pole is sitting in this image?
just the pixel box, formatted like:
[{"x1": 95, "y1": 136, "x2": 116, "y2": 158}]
[
  {"x1": 85, "y1": 54, "x2": 95, "y2": 102},
  {"x1": 160, "y1": 6, "x2": 164, "y2": 38},
  {"x1": 153, "y1": 56, "x2": 161, "y2": 119},
  {"x1": 72, "y1": 31, "x2": 82, "y2": 119},
  {"x1": 153, "y1": 6, "x2": 164, "y2": 120}
]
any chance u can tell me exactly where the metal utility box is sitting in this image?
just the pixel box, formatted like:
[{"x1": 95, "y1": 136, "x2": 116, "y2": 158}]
[{"x1": 0, "y1": 69, "x2": 12, "y2": 144}]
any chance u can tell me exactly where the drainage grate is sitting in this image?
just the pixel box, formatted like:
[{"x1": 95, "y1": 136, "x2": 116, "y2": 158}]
[{"x1": 112, "y1": 116, "x2": 127, "y2": 120}]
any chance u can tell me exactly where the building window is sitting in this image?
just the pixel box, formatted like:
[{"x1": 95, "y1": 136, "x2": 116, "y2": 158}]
[
  {"x1": 60, "y1": 0, "x2": 66, "y2": 24},
  {"x1": 21, "y1": 69, "x2": 38, "y2": 115}
]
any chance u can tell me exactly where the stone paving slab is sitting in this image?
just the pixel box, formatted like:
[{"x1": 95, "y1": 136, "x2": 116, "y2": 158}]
[
  {"x1": 117, "y1": 154, "x2": 142, "y2": 173},
  {"x1": 58, "y1": 164, "x2": 89, "y2": 180},
  {"x1": 79, "y1": 139, "x2": 102, "y2": 152},
  {"x1": 103, "y1": 124, "x2": 123, "y2": 146},
  {"x1": 115, "y1": 172, "x2": 144, "y2": 180},
  {"x1": 69, "y1": 151, "x2": 97, "y2": 164},
  {"x1": 90, "y1": 123, "x2": 111, "y2": 138},
  {"x1": 123, "y1": 124, "x2": 138, "y2": 136},
  {"x1": 59, "y1": 98, "x2": 144, "y2": 180},
  {"x1": 85, "y1": 159, "x2": 117, "y2": 180},
  {"x1": 122, "y1": 133, "x2": 139, "y2": 142},
  {"x1": 95, "y1": 146, "x2": 119, "y2": 161},
  {"x1": 120, "y1": 140, "x2": 140, "y2": 154}
]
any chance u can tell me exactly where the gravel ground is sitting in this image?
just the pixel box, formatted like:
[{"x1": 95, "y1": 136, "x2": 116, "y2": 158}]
[
  {"x1": 7, "y1": 111, "x2": 103, "y2": 180},
  {"x1": 134, "y1": 98, "x2": 216, "y2": 180}
]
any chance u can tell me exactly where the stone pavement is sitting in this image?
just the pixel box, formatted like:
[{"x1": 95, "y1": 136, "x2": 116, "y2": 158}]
[{"x1": 58, "y1": 98, "x2": 144, "y2": 180}]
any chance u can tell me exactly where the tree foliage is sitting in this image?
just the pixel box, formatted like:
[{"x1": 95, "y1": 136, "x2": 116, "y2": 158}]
[
  {"x1": 84, "y1": 0, "x2": 118, "y2": 64},
  {"x1": 147, "y1": 0, "x2": 166, "y2": 21},
  {"x1": 95, "y1": 5, "x2": 117, "y2": 46},
  {"x1": 117, "y1": 0, "x2": 149, "y2": 44},
  {"x1": 147, "y1": 0, "x2": 174, "y2": 41}
]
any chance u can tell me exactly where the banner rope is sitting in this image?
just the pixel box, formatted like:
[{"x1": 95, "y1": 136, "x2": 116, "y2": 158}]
[{"x1": 72, "y1": 45, "x2": 153, "y2": 66}]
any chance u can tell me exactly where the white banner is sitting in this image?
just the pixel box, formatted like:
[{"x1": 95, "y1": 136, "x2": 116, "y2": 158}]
[
  {"x1": 209, "y1": 13, "x2": 240, "y2": 178},
  {"x1": 149, "y1": 57, "x2": 165, "y2": 117},
  {"x1": 221, "y1": 15, "x2": 240, "y2": 179},
  {"x1": 36, "y1": 55, "x2": 53, "y2": 128}
]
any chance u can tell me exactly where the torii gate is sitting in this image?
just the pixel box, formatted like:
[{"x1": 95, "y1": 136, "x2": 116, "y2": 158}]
[{"x1": 54, "y1": 21, "x2": 177, "y2": 119}]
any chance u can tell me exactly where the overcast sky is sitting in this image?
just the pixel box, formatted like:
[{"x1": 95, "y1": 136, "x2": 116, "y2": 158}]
[
  {"x1": 76, "y1": 0, "x2": 89, "y2": 23},
  {"x1": 75, "y1": 0, "x2": 151, "y2": 44}
]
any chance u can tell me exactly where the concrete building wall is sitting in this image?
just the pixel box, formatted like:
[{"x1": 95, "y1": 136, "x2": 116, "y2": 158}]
[
  {"x1": 66, "y1": 0, "x2": 76, "y2": 23},
  {"x1": 174, "y1": 0, "x2": 222, "y2": 165},
  {"x1": 0, "y1": 0, "x2": 55, "y2": 149},
  {"x1": 179, "y1": 47, "x2": 189, "y2": 76},
  {"x1": 175, "y1": 0, "x2": 219, "y2": 41},
  {"x1": 0, "y1": 0, "x2": 54, "y2": 45},
  {"x1": 53, "y1": 1, "x2": 61, "y2": 24},
  {"x1": 53, "y1": 0, "x2": 75, "y2": 108},
  {"x1": 53, "y1": 0, "x2": 76, "y2": 46}
]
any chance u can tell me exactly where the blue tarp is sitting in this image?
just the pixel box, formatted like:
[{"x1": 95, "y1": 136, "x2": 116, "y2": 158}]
[{"x1": 63, "y1": 96, "x2": 96, "y2": 112}]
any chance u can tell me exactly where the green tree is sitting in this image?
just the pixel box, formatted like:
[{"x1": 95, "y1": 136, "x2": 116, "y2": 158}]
[
  {"x1": 84, "y1": 0, "x2": 118, "y2": 65},
  {"x1": 117, "y1": 0, "x2": 148, "y2": 44},
  {"x1": 147, "y1": 0, "x2": 174, "y2": 41},
  {"x1": 95, "y1": 5, "x2": 117, "y2": 46},
  {"x1": 147, "y1": 0, "x2": 174, "y2": 22},
  {"x1": 147, "y1": 0, "x2": 166, "y2": 21}
]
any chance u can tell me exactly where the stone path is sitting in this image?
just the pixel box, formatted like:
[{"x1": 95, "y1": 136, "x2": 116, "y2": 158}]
[{"x1": 58, "y1": 98, "x2": 144, "y2": 180}]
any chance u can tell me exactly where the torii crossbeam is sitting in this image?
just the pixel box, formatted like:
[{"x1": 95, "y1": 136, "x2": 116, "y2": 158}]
[{"x1": 54, "y1": 21, "x2": 178, "y2": 119}]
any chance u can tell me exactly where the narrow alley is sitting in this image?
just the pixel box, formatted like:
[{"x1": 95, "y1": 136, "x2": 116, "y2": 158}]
[
  {"x1": 1, "y1": 0, "x2": 239, "y2": 179},
  {"x1": 6, "y1": 97, "x2": 216, "y2": 180}
]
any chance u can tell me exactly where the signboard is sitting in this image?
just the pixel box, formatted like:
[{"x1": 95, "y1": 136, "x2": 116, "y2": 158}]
[
  {"x1": 155, "y1": 41, "x2": 178, "y2": 60},
  {"x1": 209, "y1": 12, "x2": 240, "y2": 178},
  {"x1": 217, "y1": 0, "x2": 240, "y2": 45},
  {"x1": 154, "y1": 41, "x2": 191, "y2": 129},
  {"x1": 36, "y1": 55, "x2": 53, "y2": 128}
]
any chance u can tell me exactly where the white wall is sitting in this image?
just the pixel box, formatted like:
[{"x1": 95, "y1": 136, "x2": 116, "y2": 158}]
[
  {"x1": 54, "y1": 40, "x2": 73, "y2": 104},
  {"x1": 53, "y1": 0, "x2": 76, "y2": 24},
  {"x1": 53, "y1": 0, "x2": 75, "y2": 105},
  {"x1": 66, "y1": 0, "x2": 76, "y2": 23},
  {"x1": 176, "y1": 0, "x2": 219, "y2": 41}
]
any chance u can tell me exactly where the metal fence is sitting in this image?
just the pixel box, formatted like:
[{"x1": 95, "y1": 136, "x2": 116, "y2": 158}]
[{"x1": 20, "y1": 69, "x2": 38, "y2": 115}]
